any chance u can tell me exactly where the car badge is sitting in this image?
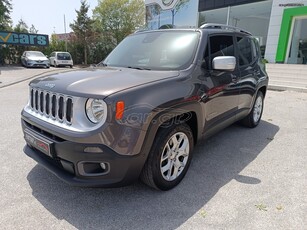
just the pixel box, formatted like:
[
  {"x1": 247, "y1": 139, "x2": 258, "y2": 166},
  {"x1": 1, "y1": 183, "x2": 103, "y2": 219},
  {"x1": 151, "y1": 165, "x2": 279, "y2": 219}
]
[{"x1": 45, "y1": 83, "x2": 55, "y2": 89}]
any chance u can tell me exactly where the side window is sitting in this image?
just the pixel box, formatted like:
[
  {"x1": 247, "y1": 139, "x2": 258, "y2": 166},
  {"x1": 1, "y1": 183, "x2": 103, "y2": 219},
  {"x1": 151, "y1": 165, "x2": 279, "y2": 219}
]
[
  {"x1": 237, "y1": 36, "x2": 254, "y2": 66},
  {"x1": 204, "y1": 35, "x2": 234, "y2": 69},
  {"x1": 251, "y1": 39, "x2": 259, "y2": 60}
]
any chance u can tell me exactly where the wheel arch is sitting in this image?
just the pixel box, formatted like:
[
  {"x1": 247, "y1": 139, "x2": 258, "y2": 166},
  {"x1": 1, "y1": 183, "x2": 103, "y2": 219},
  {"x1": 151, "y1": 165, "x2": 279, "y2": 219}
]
[
  {"x1": 139, "y1": 102, "x2": 203, "y2": 161},
  {"x1": 258, "y1": 86, "x2": 267, "y2": 98}
]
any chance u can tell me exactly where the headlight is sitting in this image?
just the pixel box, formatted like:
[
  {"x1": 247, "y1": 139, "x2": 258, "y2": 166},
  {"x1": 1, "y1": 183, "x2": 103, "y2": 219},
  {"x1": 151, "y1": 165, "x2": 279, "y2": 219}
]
[{"x1": 85, "y1": 99, "x2": 107, "y2": 124}]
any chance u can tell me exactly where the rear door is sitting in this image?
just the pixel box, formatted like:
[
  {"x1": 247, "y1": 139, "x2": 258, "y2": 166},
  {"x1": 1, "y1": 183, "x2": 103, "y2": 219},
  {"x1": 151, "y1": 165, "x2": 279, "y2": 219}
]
[
  {"x1": 201, "y1": 34, "x2": 240, "y2": 134},
  {"x1": 235, "y1": 35, "x2": 259, "y2": 117}
]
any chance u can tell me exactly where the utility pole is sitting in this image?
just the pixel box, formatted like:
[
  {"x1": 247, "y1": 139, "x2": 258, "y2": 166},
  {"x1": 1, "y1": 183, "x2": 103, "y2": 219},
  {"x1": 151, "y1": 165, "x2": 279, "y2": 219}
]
[
  {"x1": 64, "y1": 14, "x2": 68, "y2": 52},
  {"x1": 226, "y1": 6, "x2": 231, "y2": 25}
]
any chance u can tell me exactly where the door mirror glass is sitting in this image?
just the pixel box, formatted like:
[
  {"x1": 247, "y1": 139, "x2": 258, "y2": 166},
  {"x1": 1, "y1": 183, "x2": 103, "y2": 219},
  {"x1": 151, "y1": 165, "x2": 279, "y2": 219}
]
[{"x1": 212, "y1": 56, "x2": 236, "y2": 71}]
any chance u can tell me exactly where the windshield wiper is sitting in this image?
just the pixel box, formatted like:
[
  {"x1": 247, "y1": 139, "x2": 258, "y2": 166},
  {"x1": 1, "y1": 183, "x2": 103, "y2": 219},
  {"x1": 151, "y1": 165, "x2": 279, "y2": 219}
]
[{"x1": 127, "y1": 66, "x2": 151, "y2": 70}]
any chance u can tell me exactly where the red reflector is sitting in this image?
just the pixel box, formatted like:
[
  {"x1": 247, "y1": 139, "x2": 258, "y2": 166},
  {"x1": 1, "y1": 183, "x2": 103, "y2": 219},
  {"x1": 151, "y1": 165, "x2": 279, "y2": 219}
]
[{"x1": 116, "y1": 101, "x2": 125, "y2": 120}]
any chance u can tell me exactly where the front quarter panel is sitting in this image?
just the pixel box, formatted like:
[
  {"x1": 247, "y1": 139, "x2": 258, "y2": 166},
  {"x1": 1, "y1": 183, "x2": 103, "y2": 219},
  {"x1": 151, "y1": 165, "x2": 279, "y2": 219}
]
[{"x1": 104, "y1": 69, "x2": 204, "y2": 157}]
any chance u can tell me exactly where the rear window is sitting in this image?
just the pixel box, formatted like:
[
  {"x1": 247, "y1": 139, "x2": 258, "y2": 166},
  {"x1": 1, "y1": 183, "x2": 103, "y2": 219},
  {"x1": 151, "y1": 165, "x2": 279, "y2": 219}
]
[
  {"x1": 57, "y1": 53, "x2": 71, "y2": 60},
  {"x1": 104, "y1": 31, "x2": 200, "y2": 71}
]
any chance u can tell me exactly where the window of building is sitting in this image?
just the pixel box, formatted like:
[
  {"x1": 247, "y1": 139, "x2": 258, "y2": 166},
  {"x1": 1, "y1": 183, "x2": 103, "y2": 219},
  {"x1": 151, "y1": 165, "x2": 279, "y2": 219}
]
[{"x1": 198, "y1": 0, "x2": 273, "y2": 48}]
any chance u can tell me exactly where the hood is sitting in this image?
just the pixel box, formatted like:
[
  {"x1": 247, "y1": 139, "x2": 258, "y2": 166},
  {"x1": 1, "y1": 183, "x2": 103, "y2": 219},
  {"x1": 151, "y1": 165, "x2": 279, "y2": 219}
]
[
  {"x1": 28, "y1": 56, "x2": 48, "y2": 61},
  {"x1": 30, "y1": 67, "x2": 179, "y2": 98}
]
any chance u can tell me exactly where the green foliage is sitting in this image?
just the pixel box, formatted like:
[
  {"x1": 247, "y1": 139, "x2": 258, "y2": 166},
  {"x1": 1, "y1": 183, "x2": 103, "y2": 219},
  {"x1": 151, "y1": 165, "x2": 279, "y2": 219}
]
[
  {"x1": 70, "y1": 0, "x2": 94, "y2": 64},
  {"x1": 261, "y1": 58, "x2": 269, "y2": 64},
  {"x1": 42, "y1": 34, "x2": 66, "y2": 56},
  {"x1": 0, "y1": 0, "x2": 12, "y2": 65},
  {"x1": 29, "y1": 24, "x2": 38, "y2": 34},
  {"x1": 0, "y1": 0, "x2": 12, "y2": 30},
  {"x1": 14, "y1": 18, "x2": 29, "y2": 33},
  {"x1": 93, "y1": 0, "x2": 145, "y2": 46},
  {"x1": 255, "y1": 203, "x2": 268, "y2": 211}
]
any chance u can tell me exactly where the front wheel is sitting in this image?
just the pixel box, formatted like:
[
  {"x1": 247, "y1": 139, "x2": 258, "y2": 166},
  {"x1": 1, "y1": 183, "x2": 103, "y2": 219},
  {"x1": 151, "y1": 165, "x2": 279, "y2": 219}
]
[
  {"x1": 241, "y1": 91, "x2": 264, "y2": 128},
  {"x1": 141, "y1": 123, "x2": 194, "y2": 190}
]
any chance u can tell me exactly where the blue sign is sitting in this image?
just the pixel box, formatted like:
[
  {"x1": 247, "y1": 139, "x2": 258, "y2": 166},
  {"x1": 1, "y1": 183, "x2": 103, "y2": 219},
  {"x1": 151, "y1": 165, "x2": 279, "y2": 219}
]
[{"x1": 0, "y1": 31, "x2": 49, "y2": 46}]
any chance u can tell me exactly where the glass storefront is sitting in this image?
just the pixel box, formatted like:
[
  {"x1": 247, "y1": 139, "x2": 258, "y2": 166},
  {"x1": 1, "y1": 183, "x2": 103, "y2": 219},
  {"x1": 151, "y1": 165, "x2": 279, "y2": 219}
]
[
  {"x1": 199, "y1": 0, "x2": 273, "y2": 55},
  {"x1": 287, "y1": 17, "x2": 307, "y2": 64},
  {"x1": 146, "y1": 0, "x2": 198, "y2": 30}
]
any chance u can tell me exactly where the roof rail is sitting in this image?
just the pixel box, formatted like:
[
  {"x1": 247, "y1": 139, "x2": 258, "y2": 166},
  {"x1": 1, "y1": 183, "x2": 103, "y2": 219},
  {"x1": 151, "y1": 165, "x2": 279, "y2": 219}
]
[{"x1": 200, "y1": 23, "x2": 252, "y2": 35}]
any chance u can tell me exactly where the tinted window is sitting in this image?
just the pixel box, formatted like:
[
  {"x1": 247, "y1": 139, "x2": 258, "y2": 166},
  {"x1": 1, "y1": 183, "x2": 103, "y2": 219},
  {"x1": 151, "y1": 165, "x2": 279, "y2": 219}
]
[
  {"x1": 251, "y1": 39, "x2": 258, "y2": 60},
  {"x1": 104, "y1": 31, "x2": 200, "y2": 71},
  {"x1": 57, "y1": 53, "x2": 71, "y2": 60},
  {"x1": 237, "y1": 37, "x2": 254, "y2": 66},
  {"x1": 204, "y1": 35, "x2": 234, "y2": 69}
]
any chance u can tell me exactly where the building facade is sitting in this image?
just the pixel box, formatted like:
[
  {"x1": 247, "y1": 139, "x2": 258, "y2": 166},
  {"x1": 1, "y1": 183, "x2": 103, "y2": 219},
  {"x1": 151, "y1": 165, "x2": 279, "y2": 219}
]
[{"x1": 145, "y1": 0, "x2": 307, "y2": 64}]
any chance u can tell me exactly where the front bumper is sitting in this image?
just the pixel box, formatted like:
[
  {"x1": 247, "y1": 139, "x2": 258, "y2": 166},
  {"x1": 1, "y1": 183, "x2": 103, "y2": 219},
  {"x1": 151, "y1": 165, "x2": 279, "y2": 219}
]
[
  {"x1": 26, "y1": 61, "x2": 49, "y2": 68},
  {"x1": 22, "y1": 120, "x2": 146, "y2": 187}
]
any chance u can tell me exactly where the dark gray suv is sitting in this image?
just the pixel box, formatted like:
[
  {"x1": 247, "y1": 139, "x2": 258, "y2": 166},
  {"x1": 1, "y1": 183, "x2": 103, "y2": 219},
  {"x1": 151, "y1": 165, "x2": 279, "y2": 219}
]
[{"x1": 21, "y1": 24, "x2": 268, "y2": 190}]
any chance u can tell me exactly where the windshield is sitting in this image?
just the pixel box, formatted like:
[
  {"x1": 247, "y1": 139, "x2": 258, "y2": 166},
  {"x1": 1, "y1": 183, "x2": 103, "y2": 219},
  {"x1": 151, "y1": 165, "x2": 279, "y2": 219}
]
[
  {"x1": 57, "y1": 53, "x2": 71, "y2": 60},
  {"x1": 26, "y1": 51, "x2": 45, "y2": 57},
  {"x1": 104, "y1": 31, "x2": 200, "y2": 71}
]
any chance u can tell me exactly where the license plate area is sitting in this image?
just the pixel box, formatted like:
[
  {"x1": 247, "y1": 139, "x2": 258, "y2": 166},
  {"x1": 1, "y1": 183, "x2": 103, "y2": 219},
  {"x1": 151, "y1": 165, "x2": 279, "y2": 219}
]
[{"x1": 24, "y1": 129, "x2": 53, "y2": 157}]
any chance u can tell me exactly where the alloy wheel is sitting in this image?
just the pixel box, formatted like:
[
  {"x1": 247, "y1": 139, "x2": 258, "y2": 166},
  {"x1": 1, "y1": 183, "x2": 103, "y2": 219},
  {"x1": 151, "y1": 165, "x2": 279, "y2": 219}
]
[{"x1": 160, "y1": 132, "x2": 190, "y2": 181}]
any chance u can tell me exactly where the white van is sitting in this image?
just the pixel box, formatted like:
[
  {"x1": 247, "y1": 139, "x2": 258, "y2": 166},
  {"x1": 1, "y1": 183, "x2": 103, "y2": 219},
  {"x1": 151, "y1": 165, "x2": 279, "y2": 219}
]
[{"x1": 49, "y1": 52, "x2": 73, "y2": 68}]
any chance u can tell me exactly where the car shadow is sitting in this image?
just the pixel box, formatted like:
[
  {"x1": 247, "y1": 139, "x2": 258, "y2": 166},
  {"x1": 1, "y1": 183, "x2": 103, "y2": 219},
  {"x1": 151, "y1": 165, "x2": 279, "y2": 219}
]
[{"x1": 27, "y1": 121, "x2": 279, "y2": 229}]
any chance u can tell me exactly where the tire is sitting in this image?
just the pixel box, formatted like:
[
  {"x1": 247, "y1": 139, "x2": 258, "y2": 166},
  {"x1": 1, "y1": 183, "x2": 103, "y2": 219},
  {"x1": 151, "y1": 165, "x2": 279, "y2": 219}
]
[
  {"x1": 140, "y1": 123, "x2": 194, "y2": 190},
  {"x1": 54, "y1": 61, "x2": 57, "y2": 67},
  {"x1": 70, "y1": 65, "x2": 73, "y2": 68},
  {"x1": 241, "y1": 91, "x2": 264, "y2": 128}
]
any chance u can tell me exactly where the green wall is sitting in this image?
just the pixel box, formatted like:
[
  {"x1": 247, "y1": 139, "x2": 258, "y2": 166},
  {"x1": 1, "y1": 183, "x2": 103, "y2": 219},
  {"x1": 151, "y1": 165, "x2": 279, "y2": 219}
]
[{"x1": 276, "y1": 6, "x2": 307, "y2": 63}]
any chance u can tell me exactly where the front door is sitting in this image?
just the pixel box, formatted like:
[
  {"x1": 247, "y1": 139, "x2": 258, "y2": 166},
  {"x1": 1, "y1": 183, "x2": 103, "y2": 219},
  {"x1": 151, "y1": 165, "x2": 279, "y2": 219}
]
[{"x1": 201, "y1": 34, "x2": 240, "y2": 134}]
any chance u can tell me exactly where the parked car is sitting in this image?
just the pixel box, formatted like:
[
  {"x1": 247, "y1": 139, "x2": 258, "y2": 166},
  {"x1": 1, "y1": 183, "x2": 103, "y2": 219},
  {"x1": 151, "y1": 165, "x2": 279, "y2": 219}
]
[
  {"x1": 21, "y1": 24, "x2": 268, "y2": 190},
  {"x1": 49, "y1": 51, "x2": 73, "y2": 68},
  {"x1": 21, "y1": 51, "x2": 50, "y2": 68}
]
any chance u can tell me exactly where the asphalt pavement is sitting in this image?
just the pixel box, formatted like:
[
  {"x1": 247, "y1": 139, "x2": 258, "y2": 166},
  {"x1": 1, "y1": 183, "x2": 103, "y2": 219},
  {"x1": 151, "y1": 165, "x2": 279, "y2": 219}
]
[
  {"x1": 0, "y1": 65, "x2": 76, "y2": 88},
  {"x1": 0, "y1": 67, "x2": 306, "y2": 229}
]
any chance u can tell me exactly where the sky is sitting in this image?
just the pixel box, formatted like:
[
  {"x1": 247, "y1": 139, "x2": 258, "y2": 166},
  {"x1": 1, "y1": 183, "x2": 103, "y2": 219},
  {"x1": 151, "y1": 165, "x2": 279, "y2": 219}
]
[{"x1": 10, "y1": 0, "x2": 99, "y2": 35}]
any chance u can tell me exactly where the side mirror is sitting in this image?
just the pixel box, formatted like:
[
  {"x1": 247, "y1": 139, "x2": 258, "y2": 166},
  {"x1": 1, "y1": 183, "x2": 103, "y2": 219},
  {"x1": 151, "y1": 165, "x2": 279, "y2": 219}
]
[{"x1": 212, "y1": 56, "x2": 236, "y2": 71}]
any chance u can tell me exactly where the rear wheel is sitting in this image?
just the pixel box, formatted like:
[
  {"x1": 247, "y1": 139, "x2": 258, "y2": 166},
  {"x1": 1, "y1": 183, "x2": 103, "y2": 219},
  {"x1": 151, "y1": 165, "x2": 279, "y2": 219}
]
[
  {"x1": 241, "y1": 91, "x2": 264, "y2": 128},
  {"x1": 141, "y1": 123, "x2": 194, "y2": 190}
]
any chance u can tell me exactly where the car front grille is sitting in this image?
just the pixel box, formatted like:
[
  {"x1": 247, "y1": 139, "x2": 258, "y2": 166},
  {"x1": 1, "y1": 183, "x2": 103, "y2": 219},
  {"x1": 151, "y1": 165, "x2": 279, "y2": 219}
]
[{"x1": 29, "y1": 87, "x2": 73, "y2": 125}]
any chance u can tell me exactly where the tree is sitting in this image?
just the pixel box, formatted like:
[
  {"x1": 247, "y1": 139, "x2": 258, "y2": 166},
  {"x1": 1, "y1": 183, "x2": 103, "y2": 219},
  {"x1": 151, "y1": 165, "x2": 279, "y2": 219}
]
[
  {"x1": 0, "y1": 0, "x2": 12, "y2": 65},
  {"x1": 14, "y1": 18, "x2": 29, "y2": 33},
  {"x1": 70, "y1": 0, "x2": 93, "y2": 65},
  {"x1": 29, "y1": 24, "x2": 38, "y2": 34},
  {"x1": 0, "y1": 0, "x2": 12, "y2": 30},
  {"x1": 93, "y1": 0, "x2": 145, "y2": 46}
]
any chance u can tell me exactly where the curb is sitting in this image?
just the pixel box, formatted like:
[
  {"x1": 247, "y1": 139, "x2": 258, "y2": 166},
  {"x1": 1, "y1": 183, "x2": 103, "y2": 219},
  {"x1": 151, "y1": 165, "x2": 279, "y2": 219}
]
[{"x1": 268, "y1": 84, "x2": 307, "y2": 93}]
